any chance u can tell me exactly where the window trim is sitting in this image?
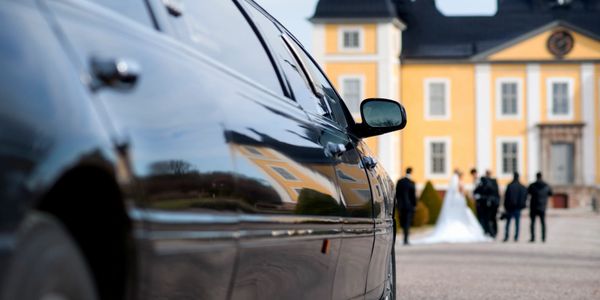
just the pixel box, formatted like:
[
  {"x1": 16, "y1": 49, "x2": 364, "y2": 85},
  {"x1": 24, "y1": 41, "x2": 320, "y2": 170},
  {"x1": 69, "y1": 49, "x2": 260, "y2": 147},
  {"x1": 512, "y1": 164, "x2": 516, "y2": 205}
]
[
  {"x1": 424, "y1": 136, "x2": 452, "y2": 179},
  {"x1": 339, "y1": 74, "x2": 365, "y2": 116},
  {"x1": 496, "y1": 136, "x2": 524, "y2": 179},
  {"x1": 546, "y1": 77, "x2": 574, "y2": 121},
  {"x1": 338, "y1": 26, "x2": 364, "y2": 52},
  {"x1": 495, "y1": 77, "x2": 523, "y2": 120},
  {"x1": 424, "y1": 78, "x2": 451, "y2": 120}
]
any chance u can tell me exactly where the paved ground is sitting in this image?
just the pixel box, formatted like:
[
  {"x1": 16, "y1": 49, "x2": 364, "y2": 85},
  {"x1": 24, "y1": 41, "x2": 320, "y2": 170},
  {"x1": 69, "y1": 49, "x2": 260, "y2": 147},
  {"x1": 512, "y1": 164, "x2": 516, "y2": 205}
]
[{"x1": 395, "y1": 209, "x2": 600, "y2": 299}]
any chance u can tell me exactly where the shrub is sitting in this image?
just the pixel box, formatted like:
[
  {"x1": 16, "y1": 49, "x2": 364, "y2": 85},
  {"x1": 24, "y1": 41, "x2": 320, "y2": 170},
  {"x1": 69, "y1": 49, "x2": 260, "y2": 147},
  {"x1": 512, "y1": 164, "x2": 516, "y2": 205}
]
[
  {"x1": 411, "y1": 201, "x2": 430, "y2": 227},
  {"x1": 420, "y1": 181, "x2": 443, "y2": 225},
  {"x1": 394, "y1": 200, "x2": 430, "y2": 229},
  {"x1": 465, "y1": 194, "x2": 477, "y2": 217}
]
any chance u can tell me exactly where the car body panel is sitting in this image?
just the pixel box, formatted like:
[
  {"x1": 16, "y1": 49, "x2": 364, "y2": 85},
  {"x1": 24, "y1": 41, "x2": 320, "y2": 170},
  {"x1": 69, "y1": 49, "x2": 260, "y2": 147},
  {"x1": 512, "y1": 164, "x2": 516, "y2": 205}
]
[{"x1": 0, "y1": 0, "x2": 399, "y2": 299}]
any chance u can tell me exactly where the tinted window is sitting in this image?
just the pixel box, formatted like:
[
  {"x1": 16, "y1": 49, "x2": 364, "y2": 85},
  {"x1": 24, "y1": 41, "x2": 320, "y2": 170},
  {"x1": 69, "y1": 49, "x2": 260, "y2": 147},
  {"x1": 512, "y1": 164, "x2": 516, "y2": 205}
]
[
  {"x1": 286, "y1": 38, "x2": 350, "y2": 128},
  {"x1": 90, "y1": 0, "x2": 154, "y2": 27},
  {"x1": 241, "y1": 1, "x2": 328, "y2": 115},
  {"x1": 173, "y1": 0, "x2": 282, "y2": 94}
]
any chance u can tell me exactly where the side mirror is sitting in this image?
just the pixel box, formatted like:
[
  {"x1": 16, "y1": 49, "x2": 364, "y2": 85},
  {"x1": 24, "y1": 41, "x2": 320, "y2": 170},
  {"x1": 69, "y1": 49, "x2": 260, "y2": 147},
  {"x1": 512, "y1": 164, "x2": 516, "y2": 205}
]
[{"x1": 353, "y1": 98, "x2": 407, "y2": 138}]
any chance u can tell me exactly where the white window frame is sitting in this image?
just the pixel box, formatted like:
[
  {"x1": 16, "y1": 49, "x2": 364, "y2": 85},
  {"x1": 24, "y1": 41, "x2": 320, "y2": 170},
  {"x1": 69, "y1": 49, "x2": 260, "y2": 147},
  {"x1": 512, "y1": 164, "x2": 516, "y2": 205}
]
[
  {"x1": 339, "y1": 75, "x2": 365, "y2": 116},
  {"x1": 338, "y1": 26, "x2": 364, "y2": 52},
  {"x1": 546, "y1": 77, "x2": 574, "y2": 121},
  {"x1": 496, "y1": 137, "x2": 524, "y2": 179},
  {"x1": 424, "y1": 78, "x2": 451, "y2": 120},
  {"x1": 495, "y1": 77, "x2": 523, "y2": 120},
  {"x1": 424, "y1": 137, "x2": 452, "y2": 179}
]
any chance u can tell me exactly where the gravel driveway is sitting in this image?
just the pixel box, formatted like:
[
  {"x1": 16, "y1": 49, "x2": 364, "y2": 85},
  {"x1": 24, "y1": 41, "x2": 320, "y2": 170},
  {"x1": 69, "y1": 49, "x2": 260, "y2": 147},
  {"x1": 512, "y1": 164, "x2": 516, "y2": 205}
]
[{"x1": 395, "y1": 209, "x2": 600, "y2": 299}]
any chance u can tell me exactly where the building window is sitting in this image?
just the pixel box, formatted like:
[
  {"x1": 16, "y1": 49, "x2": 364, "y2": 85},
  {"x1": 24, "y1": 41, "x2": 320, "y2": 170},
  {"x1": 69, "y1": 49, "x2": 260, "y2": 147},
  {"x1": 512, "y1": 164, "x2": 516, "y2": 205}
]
[
  {"x1": 340, "y1": 76, "x2": 364, "y2": 115},
  {"x1": 339, "y1": 27, "x2": 363, "y2": 51},
  {"x1": 547, "y1": 78, "x2": 574, "y2": 120},
  {"x1": 244, "y1": 146, "x2": 263, "y2": 156},
  {"x1": 425, "y1": 137, "x2": 451, "y2": 178},
  {"x1": 425, "y1": 79, "x2": 450, "y2": 120},
  {"x1": 271, "y1": 166, "x2": 298, "y2": 181},
  {"x1": 497, "y1": 137, "x2": 522, "y2": 178},
  {"x1": 337, "y1": 169, "x2": 356, "y2": 182},
  {"x1": 496, "y1": 78, "x2": 522, "y2": 119}
]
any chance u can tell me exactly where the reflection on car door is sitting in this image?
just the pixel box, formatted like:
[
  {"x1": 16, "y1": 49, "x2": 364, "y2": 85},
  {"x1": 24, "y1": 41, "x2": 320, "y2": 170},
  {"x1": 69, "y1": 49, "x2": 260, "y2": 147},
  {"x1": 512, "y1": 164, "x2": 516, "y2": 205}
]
[
  {"x1": 41, "y1": 0, "x2": 245, "y2": 298},
  {"x1": 357, "y1": 141, "x2": 395, "y2": 299},
  {"x1": 171, "y1": 1, "x2": 343, "y2": 299},
  {"x1": 281, "y1": 33, "x2": 377, "y2": 299}
]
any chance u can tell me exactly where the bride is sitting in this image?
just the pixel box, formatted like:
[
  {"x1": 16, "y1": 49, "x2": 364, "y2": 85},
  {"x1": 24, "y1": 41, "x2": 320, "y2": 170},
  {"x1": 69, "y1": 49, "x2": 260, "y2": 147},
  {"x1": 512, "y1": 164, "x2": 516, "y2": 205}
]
[{"x1": 413, "y1": 170, "x2": 490, "y2": 244}]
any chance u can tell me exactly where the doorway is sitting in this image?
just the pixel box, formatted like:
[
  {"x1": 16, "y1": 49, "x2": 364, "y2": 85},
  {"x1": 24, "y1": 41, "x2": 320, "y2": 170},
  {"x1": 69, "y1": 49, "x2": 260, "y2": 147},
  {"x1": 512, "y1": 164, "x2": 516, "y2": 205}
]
[{"x1": 550, "y1": 142, "x2": 574, "y2": 184}]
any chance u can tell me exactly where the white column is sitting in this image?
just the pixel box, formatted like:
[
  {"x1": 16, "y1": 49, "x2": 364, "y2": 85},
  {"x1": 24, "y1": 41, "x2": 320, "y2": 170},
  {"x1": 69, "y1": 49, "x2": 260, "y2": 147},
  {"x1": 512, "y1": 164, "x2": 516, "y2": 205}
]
[
  {"x1": 526, "y1": 64, "x2": 541, "y2": 182},
  {"x1": 376, "y1": 23, "x2": 400, "y2": 180},
  {"x1": 581, "y1": 63, "x2": 596, "y2": 185},
  {"x1": 475, "y1": 64, "x2": 492, "y2": 174},
  {"x1": 312, "y1": 24, "x2": 325, "y2": 65}
]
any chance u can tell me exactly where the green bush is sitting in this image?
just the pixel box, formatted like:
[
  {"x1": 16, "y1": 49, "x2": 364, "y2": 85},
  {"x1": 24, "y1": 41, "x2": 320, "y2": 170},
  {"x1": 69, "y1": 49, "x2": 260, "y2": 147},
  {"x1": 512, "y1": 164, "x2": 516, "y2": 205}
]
[
  {"x1": 420, "y1": 181, "x2": 443, "y2": 225},
  {"x1": 411, "y1": 201, "x2": 430, "y2": 227},
  {"x1": 394, "y1": 200, "x2": 430, "y2": 229},
  {"x1": 465, "y1": 194, "x2": 477, "y2": 217}
]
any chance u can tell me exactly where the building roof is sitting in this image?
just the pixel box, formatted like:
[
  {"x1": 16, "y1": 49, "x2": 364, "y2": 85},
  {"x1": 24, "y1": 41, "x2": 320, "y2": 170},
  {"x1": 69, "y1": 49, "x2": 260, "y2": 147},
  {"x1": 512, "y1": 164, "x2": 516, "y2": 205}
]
[
  {"x1": 311, "y1": 0, "x2": 398, "y2": 20},
  {"x1": 312, "y1": 0, "x2": 600, "y2": 60}
]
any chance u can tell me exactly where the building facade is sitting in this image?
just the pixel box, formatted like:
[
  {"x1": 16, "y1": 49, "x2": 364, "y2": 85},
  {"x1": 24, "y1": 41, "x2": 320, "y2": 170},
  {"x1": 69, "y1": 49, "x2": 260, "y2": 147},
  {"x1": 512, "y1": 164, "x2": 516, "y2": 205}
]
[{"x1": 311, "y1": 0, "x2": 600, "y2": 208}]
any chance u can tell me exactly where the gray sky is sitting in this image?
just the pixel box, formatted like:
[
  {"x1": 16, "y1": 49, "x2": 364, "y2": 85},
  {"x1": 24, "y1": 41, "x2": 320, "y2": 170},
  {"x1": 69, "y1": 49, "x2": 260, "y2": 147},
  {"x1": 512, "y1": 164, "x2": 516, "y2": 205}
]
[{"x1": 255, "y1": 0, "x2": 497, "y2": 49}]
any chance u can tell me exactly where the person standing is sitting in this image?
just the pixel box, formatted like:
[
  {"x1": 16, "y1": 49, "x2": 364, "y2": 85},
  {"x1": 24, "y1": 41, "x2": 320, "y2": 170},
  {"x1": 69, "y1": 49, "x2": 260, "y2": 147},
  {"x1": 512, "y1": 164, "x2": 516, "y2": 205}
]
[
  {"x1": 485, "y1": 170, "x2": 500, "y2": 238},
  {"x1": 527, "y1": 172, "x2": 552, "y2": 242},
  {"x1": 503, "y1": 172, "x2": 527, "y2": 242},
  {"x1": 472, "y1": 168, "x2": 492, "y2": 236},
  {"x1": 396, "y1": 167, "x2": 417, "y2": 245}
]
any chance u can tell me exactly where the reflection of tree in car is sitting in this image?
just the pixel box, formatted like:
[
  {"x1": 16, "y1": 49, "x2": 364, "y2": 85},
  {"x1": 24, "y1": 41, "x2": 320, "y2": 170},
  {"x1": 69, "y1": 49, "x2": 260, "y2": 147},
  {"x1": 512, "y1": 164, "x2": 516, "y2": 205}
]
[
  {"x1": 295, "y1": 188, "x2": 345, "y2": 216},
  {"x1": 144, "y1": 160, "x2": 280, "y2": 211}
]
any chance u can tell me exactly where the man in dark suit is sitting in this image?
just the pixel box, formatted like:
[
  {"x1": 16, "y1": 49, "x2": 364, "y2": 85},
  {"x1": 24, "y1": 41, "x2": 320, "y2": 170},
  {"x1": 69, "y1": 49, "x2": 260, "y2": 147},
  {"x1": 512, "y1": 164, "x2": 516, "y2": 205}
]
[
  {"x1": 396, "y1": 167, "x2": 417, "y2": 245},
  {"x1": 503, "y1": 172, "x2": 527, "y2": 242},
  {"x1": 485, "y1": 170, "x2": 500, "y2": 238},
  {"x1": 472, "y1": 168, "x2": 492, "y2": 236},
  {"x1": 528, "y1": 172, "x2": 553, "y2": 243}
]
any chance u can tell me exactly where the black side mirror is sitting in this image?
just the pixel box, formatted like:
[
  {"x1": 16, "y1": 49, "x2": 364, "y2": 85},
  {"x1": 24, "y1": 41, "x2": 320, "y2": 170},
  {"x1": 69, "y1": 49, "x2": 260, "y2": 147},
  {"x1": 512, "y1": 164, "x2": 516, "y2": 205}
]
[{"x1": 353, "y1": 98, "x2": 407, "y2": 138}]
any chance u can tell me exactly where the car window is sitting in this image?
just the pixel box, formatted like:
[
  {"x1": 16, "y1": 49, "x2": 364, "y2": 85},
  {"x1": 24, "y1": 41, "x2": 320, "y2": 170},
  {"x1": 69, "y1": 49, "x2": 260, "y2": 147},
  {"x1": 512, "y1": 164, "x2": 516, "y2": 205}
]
[
  {"x1": 241, "y1": 1, "x2": 331, "y2": 116},
  {"x1": 169, "y1": 0, "x2": 282, "y2": 94},
  {"x1": 285, "y1": 37, "x2": 350, "y2": 128},
  {"x1": 89, "y1": 0, "x2": 154, "y2": 27}
]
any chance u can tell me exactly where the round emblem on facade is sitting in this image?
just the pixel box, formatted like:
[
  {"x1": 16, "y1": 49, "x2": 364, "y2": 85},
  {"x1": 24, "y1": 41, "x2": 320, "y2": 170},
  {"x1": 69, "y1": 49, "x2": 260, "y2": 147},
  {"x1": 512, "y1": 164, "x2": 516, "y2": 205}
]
[{"x1": 547, "y1": 30, "x2": 574, "y2": 58}]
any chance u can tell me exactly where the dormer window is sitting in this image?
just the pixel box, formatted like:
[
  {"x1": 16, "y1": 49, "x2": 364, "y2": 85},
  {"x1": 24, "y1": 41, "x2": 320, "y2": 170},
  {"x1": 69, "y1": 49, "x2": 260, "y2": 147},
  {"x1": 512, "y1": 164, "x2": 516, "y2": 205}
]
[{"x1": 339, "y1": 27, "x2": 363, "y2": 51}]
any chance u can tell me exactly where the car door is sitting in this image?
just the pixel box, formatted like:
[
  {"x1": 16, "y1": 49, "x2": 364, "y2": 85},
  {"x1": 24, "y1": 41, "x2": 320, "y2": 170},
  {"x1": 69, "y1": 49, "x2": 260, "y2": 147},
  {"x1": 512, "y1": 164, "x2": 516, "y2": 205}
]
[
  {"x1": 280, "y1": 33, "x2": 378, "y2": 299},
  {"x1": 40, "y1": 0, "x2": 247, "y2": 298},
  {"x1": 356, "y1": 142, "x2": 396, "y2": 300},
  {"x1": 162, "y1": 1, "x2": 345, "y2": 299}
]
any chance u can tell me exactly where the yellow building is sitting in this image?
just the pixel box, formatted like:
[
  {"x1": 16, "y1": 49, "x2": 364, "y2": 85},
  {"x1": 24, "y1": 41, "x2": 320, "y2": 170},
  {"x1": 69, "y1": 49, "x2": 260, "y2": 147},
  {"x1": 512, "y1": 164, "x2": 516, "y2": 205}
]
[{"x1": 311, "y1": 0, "x2": 600, "y2": 208}]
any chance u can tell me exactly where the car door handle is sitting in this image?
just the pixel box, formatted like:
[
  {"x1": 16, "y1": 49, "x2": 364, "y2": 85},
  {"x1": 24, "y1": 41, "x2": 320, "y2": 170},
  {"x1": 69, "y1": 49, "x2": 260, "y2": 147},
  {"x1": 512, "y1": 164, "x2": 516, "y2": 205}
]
[
  {"x1": 90, "y1": 57, "x2": 141, "y2": 91},
  {"x1": 324, "y1": 142, "x2": 346, "y2": 158},
  {"x1": 362, "y1": 156, "x2": 378, "y2": 170}
]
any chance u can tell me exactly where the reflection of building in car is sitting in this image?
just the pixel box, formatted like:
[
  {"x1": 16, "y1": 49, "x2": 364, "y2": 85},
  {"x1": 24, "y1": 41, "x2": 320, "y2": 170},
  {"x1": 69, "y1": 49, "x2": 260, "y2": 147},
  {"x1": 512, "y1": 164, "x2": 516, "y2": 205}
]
[{"x1": 233, "y1": 143, "x2": 336, "y2": 204}]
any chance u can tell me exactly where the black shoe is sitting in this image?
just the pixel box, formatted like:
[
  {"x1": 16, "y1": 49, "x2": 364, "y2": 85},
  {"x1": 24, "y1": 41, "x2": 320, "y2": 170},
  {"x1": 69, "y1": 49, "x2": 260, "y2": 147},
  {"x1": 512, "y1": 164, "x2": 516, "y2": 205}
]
[
  {"x1": 403, "y1": 241, "x2": 410, "y2": 246},
  {"x1": 529, "y1": 239, "x2": 535, "y2": 243},
  {"x1": 503, "y1": 237, "x2": 508, "y2": 242}
]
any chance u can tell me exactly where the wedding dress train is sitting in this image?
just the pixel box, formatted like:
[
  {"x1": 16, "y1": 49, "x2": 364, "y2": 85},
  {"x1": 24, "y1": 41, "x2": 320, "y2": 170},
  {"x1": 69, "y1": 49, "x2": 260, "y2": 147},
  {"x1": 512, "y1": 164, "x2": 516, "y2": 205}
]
[{"x1": 412, "y1": 174, "x2": 490, "y2": 244}]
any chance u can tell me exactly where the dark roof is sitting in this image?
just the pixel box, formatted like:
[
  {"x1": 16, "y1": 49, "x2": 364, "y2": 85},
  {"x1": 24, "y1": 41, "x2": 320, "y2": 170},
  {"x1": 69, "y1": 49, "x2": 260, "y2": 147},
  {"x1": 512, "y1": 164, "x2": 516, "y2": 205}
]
[
  {"x1": 312, "y1": 0, "x2": 600, "y2": 60},
  {"x1": 311, "y1": 0, "x2": 397, "y2": 20}
]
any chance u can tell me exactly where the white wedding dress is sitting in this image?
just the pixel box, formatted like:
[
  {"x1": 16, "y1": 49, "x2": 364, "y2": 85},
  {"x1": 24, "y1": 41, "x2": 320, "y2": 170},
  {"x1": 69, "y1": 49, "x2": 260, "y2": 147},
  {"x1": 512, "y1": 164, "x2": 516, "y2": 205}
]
[{"x1": 413, "y1": 174, "x2": 490, "y2": 244}]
